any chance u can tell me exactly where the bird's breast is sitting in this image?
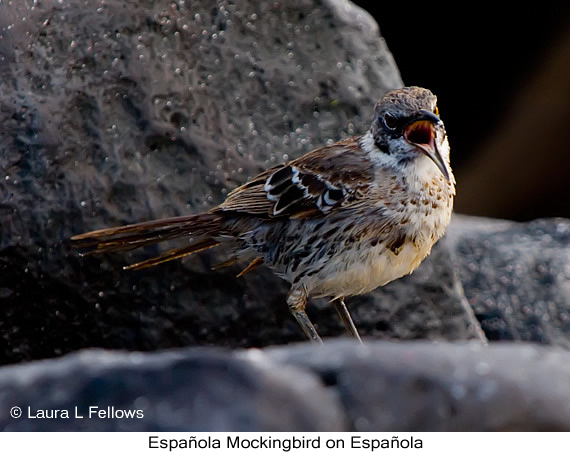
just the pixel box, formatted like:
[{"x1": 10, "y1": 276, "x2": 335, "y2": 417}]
[
  {"x1": 307, "y1": 190, "x2": 453, "y2": 299},
  {"x1": 307, "y1": 228, "x2": 436, "y2": 298}
]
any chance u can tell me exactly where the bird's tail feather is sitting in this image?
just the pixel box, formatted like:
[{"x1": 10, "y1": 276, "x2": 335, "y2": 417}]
[
  {"x1": 123, "y1": 238, "x2": 221, "y2": 271},
  {"x1": 71, "y1": 212, "x2": 223, "y2": 269}
]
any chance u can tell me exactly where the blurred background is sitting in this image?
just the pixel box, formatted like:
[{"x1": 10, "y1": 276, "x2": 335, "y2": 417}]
[{"x1": 354, "y1": 2, "x2": 570, "y2": 221}]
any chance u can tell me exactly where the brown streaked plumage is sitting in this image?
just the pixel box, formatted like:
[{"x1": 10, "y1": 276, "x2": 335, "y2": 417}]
[{"x1": 72, "y1": 86, "x2": 455, "y2": 343}]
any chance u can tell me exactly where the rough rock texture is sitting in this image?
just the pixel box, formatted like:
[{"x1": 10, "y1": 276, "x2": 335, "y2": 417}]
[
  {"x1": 2, "y1": 341, "x2": 570, "y2": 431},
  {"x1": 0, "y1": 0, "x2": 407, "y2": 364},
  {"x1": 446, "y1": 216, "x2": 570, "y2": 348}
]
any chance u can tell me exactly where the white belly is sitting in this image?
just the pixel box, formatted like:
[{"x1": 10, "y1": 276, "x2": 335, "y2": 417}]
[{"x1": 308, "y1": 238, "x2": 434, "y2": 298}]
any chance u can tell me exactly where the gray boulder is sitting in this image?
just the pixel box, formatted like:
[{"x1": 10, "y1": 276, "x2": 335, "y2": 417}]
[
  {"x1": 2, "y1": 341, "x2": 570, "y2": 431},
  {"x1": 0, "y1": 348, "x2": 346, "y2": 431},
  {"x1": 266, "y1": 340, "x2": 570, "y2": 431},
  {"x1": 0, "y1": 0, "x2": 405, "y2": 362},
  {"x1": 446, "y1": 216, "x2": 570, "y2": 348}
]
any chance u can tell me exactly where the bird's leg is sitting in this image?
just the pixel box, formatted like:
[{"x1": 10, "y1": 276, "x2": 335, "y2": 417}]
[
  {"x1": 287, "y1": 287, "x2": 323, "y2": 344},
  {"x1": 331, "y1": 296, "x2": 362, "y2": 343}
]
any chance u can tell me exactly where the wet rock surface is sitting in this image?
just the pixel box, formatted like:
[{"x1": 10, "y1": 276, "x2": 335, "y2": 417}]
[{"x1": 0, "y1": 0, "x2": 406, "y2": 363}]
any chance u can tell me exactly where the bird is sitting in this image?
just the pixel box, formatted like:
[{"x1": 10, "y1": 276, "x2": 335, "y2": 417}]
[{"x1": 71, "y1": 86, "x2": 455, "y2": 344}]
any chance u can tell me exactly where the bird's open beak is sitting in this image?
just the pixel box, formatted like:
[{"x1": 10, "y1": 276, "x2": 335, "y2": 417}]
[{"x1": 404, "y1": 109, "x2": 450, "y2": 182}]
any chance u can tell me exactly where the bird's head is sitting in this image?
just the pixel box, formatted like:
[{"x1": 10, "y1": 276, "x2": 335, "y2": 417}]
[{"x1": 370, "y1": 86, "x2": 452, "y2": 183}]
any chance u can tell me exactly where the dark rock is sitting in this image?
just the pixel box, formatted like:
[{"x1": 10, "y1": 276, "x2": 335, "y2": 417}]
[
  {"x1": 2, "y1": 341, "x2": 570, "y2": 432},
  {"x1": 0, "y1": 348, "x2": 345, "y2": 431},
  {"x1": 0, "y1": 0, "x2": 405, "y2": 364},
  {"x1": 266, "y1": 340, "x2": 570, "y2": 431},
  {"x1": 445, "y1": 216, "x2": 570, "y2": 348}
]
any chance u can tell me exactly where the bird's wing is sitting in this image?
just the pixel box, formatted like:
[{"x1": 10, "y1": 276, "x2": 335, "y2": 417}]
[{"x1": 215, "y1": 137, "x2": 373, "y2": 219}]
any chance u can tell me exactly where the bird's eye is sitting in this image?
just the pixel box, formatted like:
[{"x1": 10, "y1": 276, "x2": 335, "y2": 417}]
[
  {"x1": 434, "y1": 106, "x2": 439, "y2": 116},
  {"x1": 383, "y1": 113, "x2": 398, "y2": 130}
]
